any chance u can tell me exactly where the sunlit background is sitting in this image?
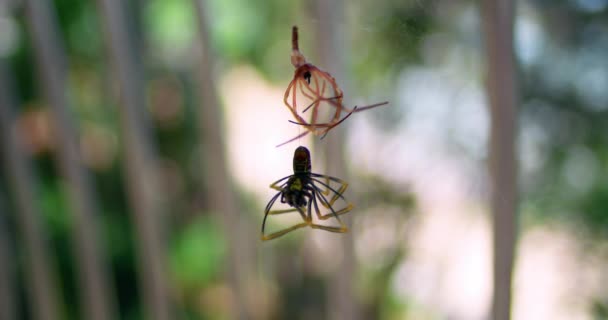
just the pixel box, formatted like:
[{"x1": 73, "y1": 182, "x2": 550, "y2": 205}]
[{"x1": 1, "y1": 0, "x2": 607, "y2": 319}]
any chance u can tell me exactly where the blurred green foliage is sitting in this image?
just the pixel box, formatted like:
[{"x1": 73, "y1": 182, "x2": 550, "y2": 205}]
[
  {"x1": 171, "y1": 216, "x2": 225, "y2": 290},
  {"x1": 520, "y1": 0, "x2": 608, "y2": 238}
]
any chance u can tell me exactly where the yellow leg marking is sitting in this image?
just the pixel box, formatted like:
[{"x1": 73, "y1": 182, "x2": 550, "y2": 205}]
[
  {"x1": 313, "y1": 176, "x2": 347, "y2": 202},
  {"x1": 261, "y1": 221, "x2": 348, "y2": 240},
  {"x1": 268, "y1": 208, "x2": 300, "y2": 215},
  {"x1": 316, "y1": 203, "x2": 354, "y2": 221},
  {"x1": 309, "y1": 223, "x2": 348, "y2": 233},
  {"x1": 262, "y1": 205, "x2": 308, "y2": 240},
  {"x1": 269, "y1": 181, "x2": 284, "y2": 191},
  {"x1": 329, "y1": 181, "x2": 348, "y2": 205},
  {"x1": 261, "y1": 222, "x2": 309, "y2": 241},
  {"x1": 310, "y1": 195, "x2": 351, "y2": 230},
  {"x1": 267, "y1": 206, "x2": 307, "y2": 221},
  {"x1": 314, "y1": 179, "x2": 349, "y2": 209},
  {"x1": 321, "y1": 176, "x2": 331, "y2": 196}
]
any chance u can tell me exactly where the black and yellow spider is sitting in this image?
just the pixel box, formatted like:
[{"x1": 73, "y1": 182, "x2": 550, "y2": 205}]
[{"x1": 261, "y1": 146, "x2": 353, "y2": 241}]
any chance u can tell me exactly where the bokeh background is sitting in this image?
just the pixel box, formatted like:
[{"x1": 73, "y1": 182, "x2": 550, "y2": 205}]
[{"x1": 1, "y1": 0, "x2": 607, "y2": 319}]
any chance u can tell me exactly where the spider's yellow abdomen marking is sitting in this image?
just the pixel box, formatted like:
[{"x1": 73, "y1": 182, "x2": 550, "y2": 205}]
[{"x1": 289, "y1": 178, "x2": 303, "y2": 191}]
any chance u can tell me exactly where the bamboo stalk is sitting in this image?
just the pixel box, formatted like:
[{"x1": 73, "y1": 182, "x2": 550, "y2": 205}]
[
  {"x1": 0, "y1": 59, "x2": 61, "y2": 320},
  {"x1": 480, "y1": 1, "x2": 518, "y2": 320},
  {"x1": 94, "y1": 1, "x2": 172, "y2": 319},
  {"x1": 22, "y1": 2, "x2": 117, "y2": 319},
  {"x1": 192, "y1": 1, "x2": 250, "y2": 319}
]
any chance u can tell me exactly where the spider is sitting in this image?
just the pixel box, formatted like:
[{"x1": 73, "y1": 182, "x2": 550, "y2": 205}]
[
  {"x1": 277, "y1": 26, "x2": 389, "y2": 147},
  {"x1": 261, "y1": 146, "x2": 353, "y2": 241}
]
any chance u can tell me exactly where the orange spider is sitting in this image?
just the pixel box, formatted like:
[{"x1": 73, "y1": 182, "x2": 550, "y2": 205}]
[{"x1": 277, "y1": 26, "x2": 389, "y2": 147}]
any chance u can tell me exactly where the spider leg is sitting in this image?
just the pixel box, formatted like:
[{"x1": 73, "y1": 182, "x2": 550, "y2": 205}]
[
  {"x1": 284, "y1": 79, "x2": 312, "y2": 127},
  {"x1": 309, "y1": 189, "x2": 349, "y2": 232},
  {"x1": 305, "y1": 81, "x2": 384, "y2": 117},
  {"x1": 310, "y1": 175, "x2": 349, "y2": 205},
  {"x1": 288, "y1": 105, "x2": 358, "y2": 131},
  {"x1": 295, "y1": 74, "x2": 344, "y2": 136},
  {"x1": 306, "y1": 77, "x2": 324, "y2": 135},
  {"x1": 283, "y1": 79, "x2": 299, "y2": 117},
  {"x1": 314, "y1": 175, "x2": 332, "y2": 197},
  {"x1": 287, "y1": 101, "x2": 350, "y2": 136},
  {"x1": 283, "y1": 79, "x2": 312, "y2": 123},
  {"x1": 298, "y1": 77, "x2": 318, "y2": 102},
  {"x1": 315, "y1": 69, "x2": 344, "y2": 117},
  {"x1": 288, "y1": 119, "x2": 314, "y2": 127},
  {"x1": 308, "y1": 224, "x2": 348, "y2": 233},
  {"x1": 275, "y1": 130, "x2": 310, "y2": 148},
  {"x1": 309, "y1": 78, "x2": 326, "y2": 133},
  {"x1": 316, "y1": 203, "x2": 354, "y2": 220},
  {"x1": 310, "y1": 187, "x2": 336, "y2": 221},
  {"x1": 299, "y1": 94, "x2": 318, "y2": 114},
  {"x1": 309, "y1": 176, "x2": 342, "y2": 198},
  {"x1": 311, "y1": 185, "x2": 354, "y2": 221},
  {"x1": 302, "y1": 78, "x2": 327, "y2": 114},
  {"x1": 311, "y1": 173, "x2": 350, "y2": 186},
  {"x1": 261, "y1": 222, "x2": 309, "y2": 241},
  {"x1": 314, "y1": 68, "x2": 343, "y2": 97},
  {"x1": 284, "y1": 78, "x2": 313, "y2": 127},
  {"x1": 297, "y1": 66, "x2": 325, "y2": 99},
  {"x1": 302, "y1": 78, "x2": 342, "y2": 131},
  {"x1": 264, "y1": 192, "x2": 281, "y2": 214},
  {"x1": 312, "y1": 186, "x2": 342, "y2": 222},
  {"x1": 268, "y1": 206, "x2": 307, "y2": 221},
  {"x1": 262, "y1": 198, "x2": 309, "y2": 240},
  {"x1": 308, "y1": 68, "x2": 323, "y2": 100},
  {"x1": 262, "y1": 192, "x2": 282, "y2": 237},
  {"x1": 290, "y1": 76, "x2": 320, "y2": 123},
  {"x1": 319, "y1": 106, "x2": 358, "y2": 139},
  {"x1": 269, "y1": 175, "x2": 292, "y2": 191},
  {"x1": 302, "y1": 95, "x2": 342, "y2": 114},
  {"x1": 347, "y1": 101, "x2": 389, "y2": 113},
  {"x1": 320, "y1": 81, "x2": 346, "y2": 125},
  {"x1": 267, "y1": 208, "x2": 302, "y2": 215}
]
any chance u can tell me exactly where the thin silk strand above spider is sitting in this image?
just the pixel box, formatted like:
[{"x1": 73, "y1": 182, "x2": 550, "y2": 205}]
[
  {"x1": 261, "y1": 146, "x2": 353, "y2": 241},
  {"x1": 277, "y1": 26, "x2": 389, "y2": 147}
]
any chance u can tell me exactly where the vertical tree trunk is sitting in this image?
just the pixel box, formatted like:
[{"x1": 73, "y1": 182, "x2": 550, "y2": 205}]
[
  {"x1": 0, "y1": 60, "x2": 61, "y2": 320},
  {"x1": 95, "y1": 1, "x2": 172, "y2": 319},
  {"x1": 22, "y1": 2, "x2": 117, "y2": 319},
  {"x1": 192, "y1": 1, "x2": 250, "y2": 319},
  {"x1": 480, "y1": 1, "x2": 518, "y2": 320},
  {"x1": 0, "y1": 197, "x2": 17, "y2": 320},
  {"x1": 311, "y1": 1, "x2": 359, "y2": 319}
]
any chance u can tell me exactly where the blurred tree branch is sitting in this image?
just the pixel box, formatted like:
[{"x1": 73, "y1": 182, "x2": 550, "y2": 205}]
[
  {"x1": 0, "y1": 59, "x2": 61, "y2": 320},
  {"x1": 95, "y1": 1, "x2": 172, "y2": 319},
  {"x1": 22, "y1": 1, "x2": 117, "y2": 319},
  {"x1": 481, "y1": 1, "x2": 518, "y2": 320},
  {"x1": 192, "y1": 1, "x2": 252, "y2": 319}
]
